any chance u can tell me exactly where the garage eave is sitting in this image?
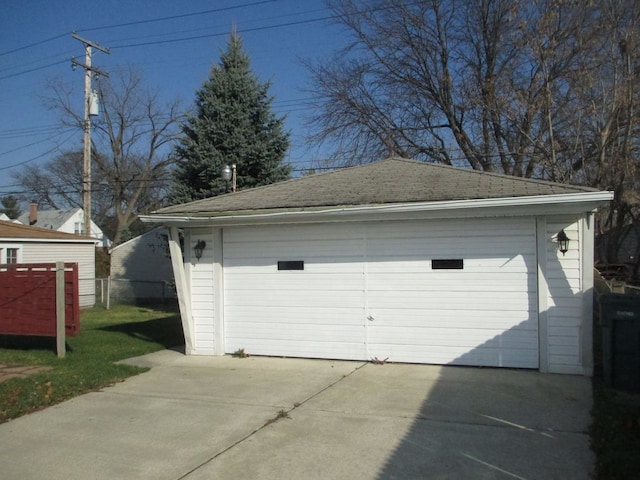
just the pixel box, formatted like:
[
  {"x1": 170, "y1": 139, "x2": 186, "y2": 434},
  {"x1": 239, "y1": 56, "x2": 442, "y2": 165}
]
[{"x1": 141, "y1": 191, "x2": 614, "y2": 227}]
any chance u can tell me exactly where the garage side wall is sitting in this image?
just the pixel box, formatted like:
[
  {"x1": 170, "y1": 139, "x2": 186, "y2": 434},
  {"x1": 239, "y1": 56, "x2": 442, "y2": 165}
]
[
  {"x1": 187, "y1": 228, "x2": 217, "y2": 354},
  {"x1": 543, "y1": 216, "x2": 590, "y2": 374}
]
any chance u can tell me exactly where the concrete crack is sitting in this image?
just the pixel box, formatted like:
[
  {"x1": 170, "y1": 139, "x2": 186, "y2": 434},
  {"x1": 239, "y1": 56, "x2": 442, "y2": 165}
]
[{"x1": 175, "y1": 361, "x2": 369, "y2": 479}]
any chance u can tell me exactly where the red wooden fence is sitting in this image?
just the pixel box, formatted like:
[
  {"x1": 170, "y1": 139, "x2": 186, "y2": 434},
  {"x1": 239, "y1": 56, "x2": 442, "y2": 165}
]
[{"x1": 0, "y1": 263, "x2": 80, "y2": 337}]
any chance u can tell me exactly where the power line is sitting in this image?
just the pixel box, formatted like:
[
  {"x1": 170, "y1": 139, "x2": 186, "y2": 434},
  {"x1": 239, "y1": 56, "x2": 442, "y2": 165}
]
[
  {"x1": 0, "y1": 59, "x2": 68, "y2": 81},
  {"x1": 109, "y1": 15, "x2": 335, "y2": 50},
  {"x1": 0, "y1": 124, "x2": 62, "y2": 140},
  {"x1": 0, "y1": 33, "x2": 69, "y2": 58},
  {"x1": 0, "y1": 0, "x2": 281, "y2": 59},
  {"x1": 79, "y1": 0, "x2": 278, "y2": 32},
  {"x1": 0, "y1": 131, "x2": 77, "y2": 171}
]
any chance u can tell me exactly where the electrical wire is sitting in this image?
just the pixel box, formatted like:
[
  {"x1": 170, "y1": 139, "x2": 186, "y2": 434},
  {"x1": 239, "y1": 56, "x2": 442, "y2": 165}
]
[
  {"x1": 0, "y1": 59, "x2": 68, "y2": 81},
  {"x1": 0, "y1": 131, "x2": 77, "y2": 171},
  {"x1": 0, "y1": 33, "x2": 69, "y2": 58},
  {"x1": 80, "y1": 0, "x2": 278, "y2": 32}
]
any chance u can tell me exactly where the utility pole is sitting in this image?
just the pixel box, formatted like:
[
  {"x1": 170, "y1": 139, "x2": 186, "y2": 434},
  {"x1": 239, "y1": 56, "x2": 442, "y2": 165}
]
[{"x1": 71, "y1": 32, "x2": 109, "y2": 238}]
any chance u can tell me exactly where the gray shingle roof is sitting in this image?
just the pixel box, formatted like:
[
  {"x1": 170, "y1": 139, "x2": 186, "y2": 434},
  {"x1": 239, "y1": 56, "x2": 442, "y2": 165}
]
[
  {"x1": 17, "y1": 207, "x2": 81, "y2": 230},
  {"x1": 155, "y1": 157, "x2": 598, "y2": 217}
]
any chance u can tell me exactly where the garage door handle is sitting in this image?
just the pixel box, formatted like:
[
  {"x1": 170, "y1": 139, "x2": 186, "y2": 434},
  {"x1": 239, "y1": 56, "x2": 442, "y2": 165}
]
[{"x1": 367, "y1": 315, "x2": 375, "y2": 321}]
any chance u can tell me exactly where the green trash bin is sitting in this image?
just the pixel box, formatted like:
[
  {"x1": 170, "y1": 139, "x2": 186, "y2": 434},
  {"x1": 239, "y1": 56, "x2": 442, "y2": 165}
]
[{"x1": 599, "y1": 293, "x2": 640, "y2": 392}]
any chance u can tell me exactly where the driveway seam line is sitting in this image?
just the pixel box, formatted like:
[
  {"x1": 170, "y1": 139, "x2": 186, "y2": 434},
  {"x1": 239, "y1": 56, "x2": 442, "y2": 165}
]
[{"x1": 174, "y1": 361, "x2": 369, "y2": 480}]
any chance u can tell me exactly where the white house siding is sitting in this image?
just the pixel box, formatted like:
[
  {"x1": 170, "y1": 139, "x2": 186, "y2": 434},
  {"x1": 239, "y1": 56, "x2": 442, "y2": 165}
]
[
  {"x1": 22, "y1": 243, "x2": 95, "y2": 308},
  {"x1": 544, "y1": 217, "x2": 586, "y2": 374},
  {"x1": 58, "y1": 211, "x2": 110, "y2": 248},
  {"x1": 221, "y1": 217, "x2": 538, "y2": 368},
  {"x1": 188, "y1": 229, "x2": 216, "y2": 354}
]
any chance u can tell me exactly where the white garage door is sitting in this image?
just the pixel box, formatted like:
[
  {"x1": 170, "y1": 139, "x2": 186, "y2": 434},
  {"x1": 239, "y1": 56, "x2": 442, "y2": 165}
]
[{"x1": 223, "y1": 217, "x2": 539, "y2": 368}]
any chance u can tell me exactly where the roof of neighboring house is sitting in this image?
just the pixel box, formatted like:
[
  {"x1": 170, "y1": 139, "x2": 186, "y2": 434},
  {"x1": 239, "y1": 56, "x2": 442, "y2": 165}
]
[
  {"x1": 0, "y1": 220, "x2": 94, "y2": 241},
  {"x1": 17, "y1": 207, "x2": 82, "y2": 230},
  {"x1": 153, "y1": 157, "x2": 602, "y2": 217},
  {"x1": 109, "y1": 226, "x2": 166, "y2": 252}
]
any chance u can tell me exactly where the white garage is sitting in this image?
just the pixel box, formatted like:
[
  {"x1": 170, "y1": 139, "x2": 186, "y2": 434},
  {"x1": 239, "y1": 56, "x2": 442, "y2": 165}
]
[{"x1": 145, "y1": 158, "x2": 613, "y2": 375}]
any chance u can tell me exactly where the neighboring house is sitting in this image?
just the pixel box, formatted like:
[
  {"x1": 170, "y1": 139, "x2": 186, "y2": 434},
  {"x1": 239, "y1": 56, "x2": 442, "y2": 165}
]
[
  {"x1": 0, "y1": 220, "x2": 96, "y2": 308},
  {"x1": 109, "y1": 227, "x2": 175, "y2": 303},
  {"x1": 0, "y1": 213, "x2": 21, "y2": 223},
  {"x1": 18, "y1": 204, "x2": 111, "y2": 248},
  {"x1": 143, "y1": 157, "x2": 613, "y2": 376}
]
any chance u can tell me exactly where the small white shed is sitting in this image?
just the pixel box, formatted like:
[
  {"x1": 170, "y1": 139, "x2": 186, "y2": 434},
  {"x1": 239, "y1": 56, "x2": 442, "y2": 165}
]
[
  {"x1": 0, "y1": 220, "x2": 96, "y2": 308},
  {"x1": 143, "y1": 158, "x2": 613, "y2": 375}
]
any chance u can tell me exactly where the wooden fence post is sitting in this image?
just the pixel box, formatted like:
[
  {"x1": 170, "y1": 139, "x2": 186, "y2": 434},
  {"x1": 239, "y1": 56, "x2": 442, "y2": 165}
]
[
  {"x1": 56, "y1": 262, "x2": 66, "y2": 358},
  {"x1": 106, "y1": 275, "x2": 111, "y2": 310}
]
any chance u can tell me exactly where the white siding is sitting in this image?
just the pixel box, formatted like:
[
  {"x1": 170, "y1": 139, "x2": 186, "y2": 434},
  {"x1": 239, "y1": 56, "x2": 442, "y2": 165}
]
[
  {"x1": 188, "y1": 229, "x2": 216, "y2": 354},
  {"x1": 221, "y1": 217, "x2": 538, "y2": 368},
  {"x1": 21, "y1": 243, "x2": 95, "y2": 308},
  {"x1": 109, "y1": 228, "x2": 174, "y2": 301},
  {"x1": 545, "y1": 217, "x2": 585, "y2": 374}
]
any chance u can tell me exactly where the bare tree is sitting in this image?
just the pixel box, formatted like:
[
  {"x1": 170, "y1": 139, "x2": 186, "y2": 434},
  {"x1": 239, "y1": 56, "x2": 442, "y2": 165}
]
[
  {"x1": 307, "y1": 0, "x2": 599, "y2": 176},
  {"x1": 568, "y1": 1, "x2": 640, "y2": 273},
  {"x1": 308, "y1": 0, "x2": 640, "y2": 277},
  {"x1": 13, "y1": 150, "x2": 112, "y2": 225},
  {"x1": 29, "y1": 66, "x2": 182, "y2": 244}
]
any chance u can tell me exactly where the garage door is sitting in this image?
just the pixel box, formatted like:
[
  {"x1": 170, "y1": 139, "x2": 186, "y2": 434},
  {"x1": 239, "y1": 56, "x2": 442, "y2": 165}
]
[{"x1": 222, "y1": 217, "x2": 538, "y2": 368}]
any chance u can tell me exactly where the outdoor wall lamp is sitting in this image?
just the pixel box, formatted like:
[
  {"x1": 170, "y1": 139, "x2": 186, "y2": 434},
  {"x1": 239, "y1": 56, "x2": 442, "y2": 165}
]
[
  {"x1": 194, "y1": 240, "x2": 206, "y2": 261},
  {"x1": 221, "y1": 163, "x2": 237, "y2": 192},
  {"x1": 557, "y1": 229, "x2": 570, "y2": 256}
]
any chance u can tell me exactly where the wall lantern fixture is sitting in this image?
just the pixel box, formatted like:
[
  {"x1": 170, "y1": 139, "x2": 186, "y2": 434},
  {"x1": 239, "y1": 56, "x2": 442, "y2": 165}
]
[
  {"x1": 557, "y1": 229, "x2": 570, "y2": 256},
  {"x1": 221, "y1": 163, "x2": 237, "y2": 192},
  {"x1": 194, "y1": 240, "x2": 206, "y2": 261}
]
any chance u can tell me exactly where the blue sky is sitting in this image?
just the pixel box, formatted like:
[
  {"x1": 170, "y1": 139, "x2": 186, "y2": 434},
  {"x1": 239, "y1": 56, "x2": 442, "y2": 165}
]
[{"x1": 0, "y1": 0, "x2": 347, "y2": 197}]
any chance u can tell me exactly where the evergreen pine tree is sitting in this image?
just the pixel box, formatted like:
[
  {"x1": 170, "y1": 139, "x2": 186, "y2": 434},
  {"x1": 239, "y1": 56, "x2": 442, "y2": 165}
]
[
  {"x1": 0, "y1": 195, "x2": 21, "y2": 219},
  {"x1": 170, "y1": 32, "x2": 291, "y2": 203}
]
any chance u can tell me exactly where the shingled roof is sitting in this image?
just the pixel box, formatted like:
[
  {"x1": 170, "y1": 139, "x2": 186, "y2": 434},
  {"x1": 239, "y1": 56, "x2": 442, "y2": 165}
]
[
  {"x1": 0, "y1": 220, "x2": 93, "y2": 241},
  {"x1": 155, "y1": 157, "x2": 598, "y2": 217},
  {"x1": 17, "y1": 207, "x2": 81, "y2": 230}
]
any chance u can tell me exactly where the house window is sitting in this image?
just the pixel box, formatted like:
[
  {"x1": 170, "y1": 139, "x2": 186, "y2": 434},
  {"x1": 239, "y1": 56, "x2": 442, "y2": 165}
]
[
  {"x1": 74, "y1": 221, "x2": 84, "y2": 235},
  {"x1": 278, "y1": 260, "x2": 304, "y2": 271},
  {"x1": 432, "y1": 259, "x2": 464, "y2": 270},
  {"x1": 2, "y1": 247, "x2": 20, "y2": 264}
]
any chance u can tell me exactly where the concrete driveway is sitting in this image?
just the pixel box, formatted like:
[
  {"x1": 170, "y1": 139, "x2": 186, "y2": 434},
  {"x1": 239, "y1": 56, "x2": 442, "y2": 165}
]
[{"x1": 0, "y1": 350, "x2": 593, "y2": 479}]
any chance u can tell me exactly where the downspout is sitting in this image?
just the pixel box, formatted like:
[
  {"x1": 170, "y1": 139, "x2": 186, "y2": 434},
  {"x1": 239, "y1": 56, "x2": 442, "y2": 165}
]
[{"x1": 168, "y1": 226, "x2": 195, "y2": 354}]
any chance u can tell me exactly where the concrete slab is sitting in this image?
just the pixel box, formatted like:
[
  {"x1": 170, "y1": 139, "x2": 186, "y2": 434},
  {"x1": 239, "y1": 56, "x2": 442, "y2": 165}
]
[{"x1": 0, "y1": 352, "x2": 593, "y2": 479}]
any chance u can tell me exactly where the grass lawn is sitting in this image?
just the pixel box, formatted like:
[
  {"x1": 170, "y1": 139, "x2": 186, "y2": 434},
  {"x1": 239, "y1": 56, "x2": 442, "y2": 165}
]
[{"x1": 0, "y1": 304, "x2": 183, "y2": 424}]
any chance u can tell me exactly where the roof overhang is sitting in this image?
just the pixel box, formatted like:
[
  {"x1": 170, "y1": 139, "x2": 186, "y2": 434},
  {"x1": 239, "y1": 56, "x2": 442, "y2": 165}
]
[
  {"x1": 0, "y1": 237, "x2": 97, "y2": 244},
  {"x1": 141, "y1": 191, "x2": 614, "y2": 228}
]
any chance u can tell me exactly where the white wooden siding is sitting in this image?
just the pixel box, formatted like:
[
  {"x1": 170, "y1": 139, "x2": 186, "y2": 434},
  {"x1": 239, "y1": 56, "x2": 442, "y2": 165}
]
[
  {"x1": 109, "y1": 228, "x2": 174, "y2": 300},
  {"x1": 188, "y1": 229, "x2": 216, "y2": 354},
  {"x1": 221, "y1": 217, "x2": 538, "y2": 368},
  {"x1": 545, "y1": 217, "x2": 584, "y2": 374},
  {"x1": 21, "y1": 243, "x2": 95, "y2": 308}
]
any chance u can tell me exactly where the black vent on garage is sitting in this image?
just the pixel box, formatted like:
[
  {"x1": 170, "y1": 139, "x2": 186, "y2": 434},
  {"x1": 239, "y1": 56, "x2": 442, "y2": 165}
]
[
  {"x1": 432, "y1": 259, "x2": 464, "y2": 270},
  {"x1": 278, "y1": 260, "x2": 304, "y2": 271}
]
